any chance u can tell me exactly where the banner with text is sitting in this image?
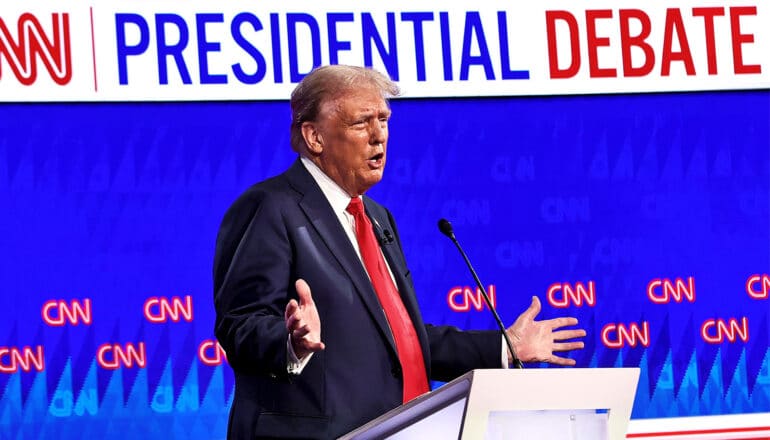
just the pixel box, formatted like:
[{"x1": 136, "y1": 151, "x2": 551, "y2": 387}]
[{"x1": 0, "y1": 0, "x2": 768, "y2": 101}]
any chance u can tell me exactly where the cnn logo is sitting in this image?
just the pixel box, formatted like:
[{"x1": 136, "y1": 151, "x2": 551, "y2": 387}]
[
  {"x1": 41, "y1": 298, "x2": 92, "y2": 326},
  {"x1": 96, "y1": 342, "x2": 146, "y2": 370},
  {"x1": 601, "y1": 322, "x2": 650, "y2": 348},
  {"x1": 546, "y1": 281, "x2": 595, "y2": 308},
  {"x1": 198, "y1": 340, "x2": 228, "y2": 366},
  {"x1": 0, "y1": 13, "x2": 72, "y2": 85},
  {"x1": 144, "y1": 295, "x2": 193, "y2": 323},
  {"x1": 701, "y1": 317, "x2": 749, "y2": 344},
  {"x1": 0, "y1": 346, "x2": 45, "y2": 373},
  {"x1": 447, "y1": 286, "x2": 496, "y2": 312},
  {"x1": 746, "y1": 274, "x2": 770, "y2": 299},
  {"x1": 647, "y1": 277, "x2": 695, "y2": 303}
]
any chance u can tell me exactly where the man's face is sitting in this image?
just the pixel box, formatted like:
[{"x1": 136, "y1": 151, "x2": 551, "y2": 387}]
[{"x1": 310, "y1": 86, "x2": 391, "y2": 197}]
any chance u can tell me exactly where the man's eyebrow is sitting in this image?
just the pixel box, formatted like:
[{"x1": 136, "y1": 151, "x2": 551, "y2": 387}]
[{"x1": 351, "y1": 109, "x2": 379, "y2": 118}]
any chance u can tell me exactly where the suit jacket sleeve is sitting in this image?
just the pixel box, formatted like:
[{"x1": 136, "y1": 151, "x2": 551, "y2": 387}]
[
  {"x1": 213, "y1": 187, "x2": 293, "y2": 379},
  {"x1": 426, "y1": 326, "x2": 502, "y2": 381}
]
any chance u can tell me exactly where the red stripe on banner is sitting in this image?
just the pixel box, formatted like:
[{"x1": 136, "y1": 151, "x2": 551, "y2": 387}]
[
  {"x1": 627, "y1": 426, "x2": 770, "y2": 438},
  {"x1": 90, "y1": 6, "x2": 98, "y2": 92}
]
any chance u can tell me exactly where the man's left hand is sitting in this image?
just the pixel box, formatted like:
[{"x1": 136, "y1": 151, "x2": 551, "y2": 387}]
[{"x1": 506, "y1": 296, "x2": 586, "y2": 366}]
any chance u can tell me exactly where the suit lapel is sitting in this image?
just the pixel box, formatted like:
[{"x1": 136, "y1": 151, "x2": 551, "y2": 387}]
[{"x1": 285, "y1": 160, "x2": 398, "y2": 356}]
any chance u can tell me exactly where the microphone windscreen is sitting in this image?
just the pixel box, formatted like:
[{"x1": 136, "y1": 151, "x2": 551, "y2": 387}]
[{"x1": 437, "y1": 218, "x2": 454, "y2": 238}]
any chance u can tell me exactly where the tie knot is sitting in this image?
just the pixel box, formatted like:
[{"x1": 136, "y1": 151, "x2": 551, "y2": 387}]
[{"x1": 346, "y1": 197, "x2": 365, "y2": 216}]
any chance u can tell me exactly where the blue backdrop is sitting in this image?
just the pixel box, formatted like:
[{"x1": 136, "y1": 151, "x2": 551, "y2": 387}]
[{"x1": 1, "y1": 90, "x2": 768, "y2": 439}]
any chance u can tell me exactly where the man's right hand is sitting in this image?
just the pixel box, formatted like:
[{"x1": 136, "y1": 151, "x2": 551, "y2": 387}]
[{"x1": 285, "y1": 279, "x2": 325, "y2": 359}]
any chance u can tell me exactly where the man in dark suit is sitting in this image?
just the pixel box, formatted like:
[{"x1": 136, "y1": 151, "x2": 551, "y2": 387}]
[{"x1": 214, "y1": 65, "x2": 585, "y2": 439}]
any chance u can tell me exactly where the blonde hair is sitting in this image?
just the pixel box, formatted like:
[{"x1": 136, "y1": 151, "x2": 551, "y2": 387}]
[{"x1": 289, "y1": 65, "x2": 400, "y2": 153}]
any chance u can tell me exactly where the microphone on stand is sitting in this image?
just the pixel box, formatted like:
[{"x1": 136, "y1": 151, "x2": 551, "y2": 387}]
[{"x1": 438, "y1": 218, "x2": 524, "y2": 369}]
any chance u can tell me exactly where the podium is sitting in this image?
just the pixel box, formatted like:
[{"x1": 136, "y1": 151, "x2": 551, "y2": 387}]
[{"x1": 339, "y1": 368, "x2": 639, "y2": 440}]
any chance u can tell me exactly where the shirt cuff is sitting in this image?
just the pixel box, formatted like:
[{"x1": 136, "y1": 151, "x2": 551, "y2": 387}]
[
  {"x1": 501, "y1": 336, "x2": 510, "y2": 369},
  {"x1": 287, "y1": 334, "x2": 314, "y2": 375}
]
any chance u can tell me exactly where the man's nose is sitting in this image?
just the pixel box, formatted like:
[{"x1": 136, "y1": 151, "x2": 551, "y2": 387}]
[{"x1": 370, "y1": 120, "x2": 387, "y2": 144}]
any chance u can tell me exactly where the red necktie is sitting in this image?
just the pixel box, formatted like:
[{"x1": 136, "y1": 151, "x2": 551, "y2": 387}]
[{"x1": 346, "y1": 197, "x2": 429, "y2": 403}]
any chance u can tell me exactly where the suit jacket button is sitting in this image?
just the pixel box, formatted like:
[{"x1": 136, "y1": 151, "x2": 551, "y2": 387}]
[{"x1": 391, "y1": 365, "x2": 402, "y2": 378}]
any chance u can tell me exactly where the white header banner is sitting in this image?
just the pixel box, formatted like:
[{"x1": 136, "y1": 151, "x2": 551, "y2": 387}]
[{"x1": 0, "y1": 0, "x2": 768, "y2": 101}]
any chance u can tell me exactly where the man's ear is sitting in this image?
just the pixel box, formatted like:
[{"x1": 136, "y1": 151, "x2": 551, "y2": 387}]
[{"x1": 301, "y1": 122, "x2": 324, "y2": 155}]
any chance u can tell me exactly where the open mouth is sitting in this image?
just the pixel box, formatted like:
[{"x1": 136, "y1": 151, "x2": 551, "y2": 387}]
[
  {"x1": 367, "y1": 152, "x2": 384, "y2": 168},
  {"x1": 367, "y1": 153, "x2": 385, "y2": 170}
]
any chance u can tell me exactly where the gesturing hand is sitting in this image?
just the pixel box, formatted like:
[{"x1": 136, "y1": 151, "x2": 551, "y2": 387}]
[
  {"x1": 285, "y1": 279, "x2": 325, "y2": 359},
  {"x1": 506, "y1": 296, "x2": 585, "y2": 366}
]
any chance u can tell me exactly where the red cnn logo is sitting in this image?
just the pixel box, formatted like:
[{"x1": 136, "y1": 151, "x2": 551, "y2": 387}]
[
  {"x1": 0, "y1": 345, "x2": 45, "y2": 373},
  {"x1": 647, "y1": 277, "x2": 695, "y2": 304},
  {"x1": 198, "y1": 340, "x2": 228, "y2": 366},
  {"x1": 447, "y1": 285, "x2": 496, "y2": 312},
  {"x1": 601, "y1": 322, "x2": 650, "y2": 348},
  {"x1": 41, "y1": 298, "x2": 92, "y2": 326},
  {"x1": 143, "y1": 295, "x2": 193, "y2": 323},
  {"x1": 746, "y1": 274, "x2": 770, "y2": 299},
  {"x1": 96, "y1": 342, "x2": 146, "y2": 370},
  {"x1": 0, "y1": 13, "x2": 72, "y2": 85},
  {"x1": 546, "y1": 281, "x2": 595, "y2": 308},
  {"x1": 701, "y1": 317, "x2": 749, "y2": 344}
]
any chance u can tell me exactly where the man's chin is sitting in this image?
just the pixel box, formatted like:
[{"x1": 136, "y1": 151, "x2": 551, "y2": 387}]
[{"x1": 357, "y1": 172, "x2": 384, "y2": 195}]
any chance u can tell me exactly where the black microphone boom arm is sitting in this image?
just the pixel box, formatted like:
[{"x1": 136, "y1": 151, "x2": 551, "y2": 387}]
[{"x1": 438, "y1": 218, "x2": 524, "y2": 369}]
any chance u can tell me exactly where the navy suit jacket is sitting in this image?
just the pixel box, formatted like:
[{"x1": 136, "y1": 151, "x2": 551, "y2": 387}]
[{"x1": 214, "y1": 159, "x2": 500, "y2": 439}]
